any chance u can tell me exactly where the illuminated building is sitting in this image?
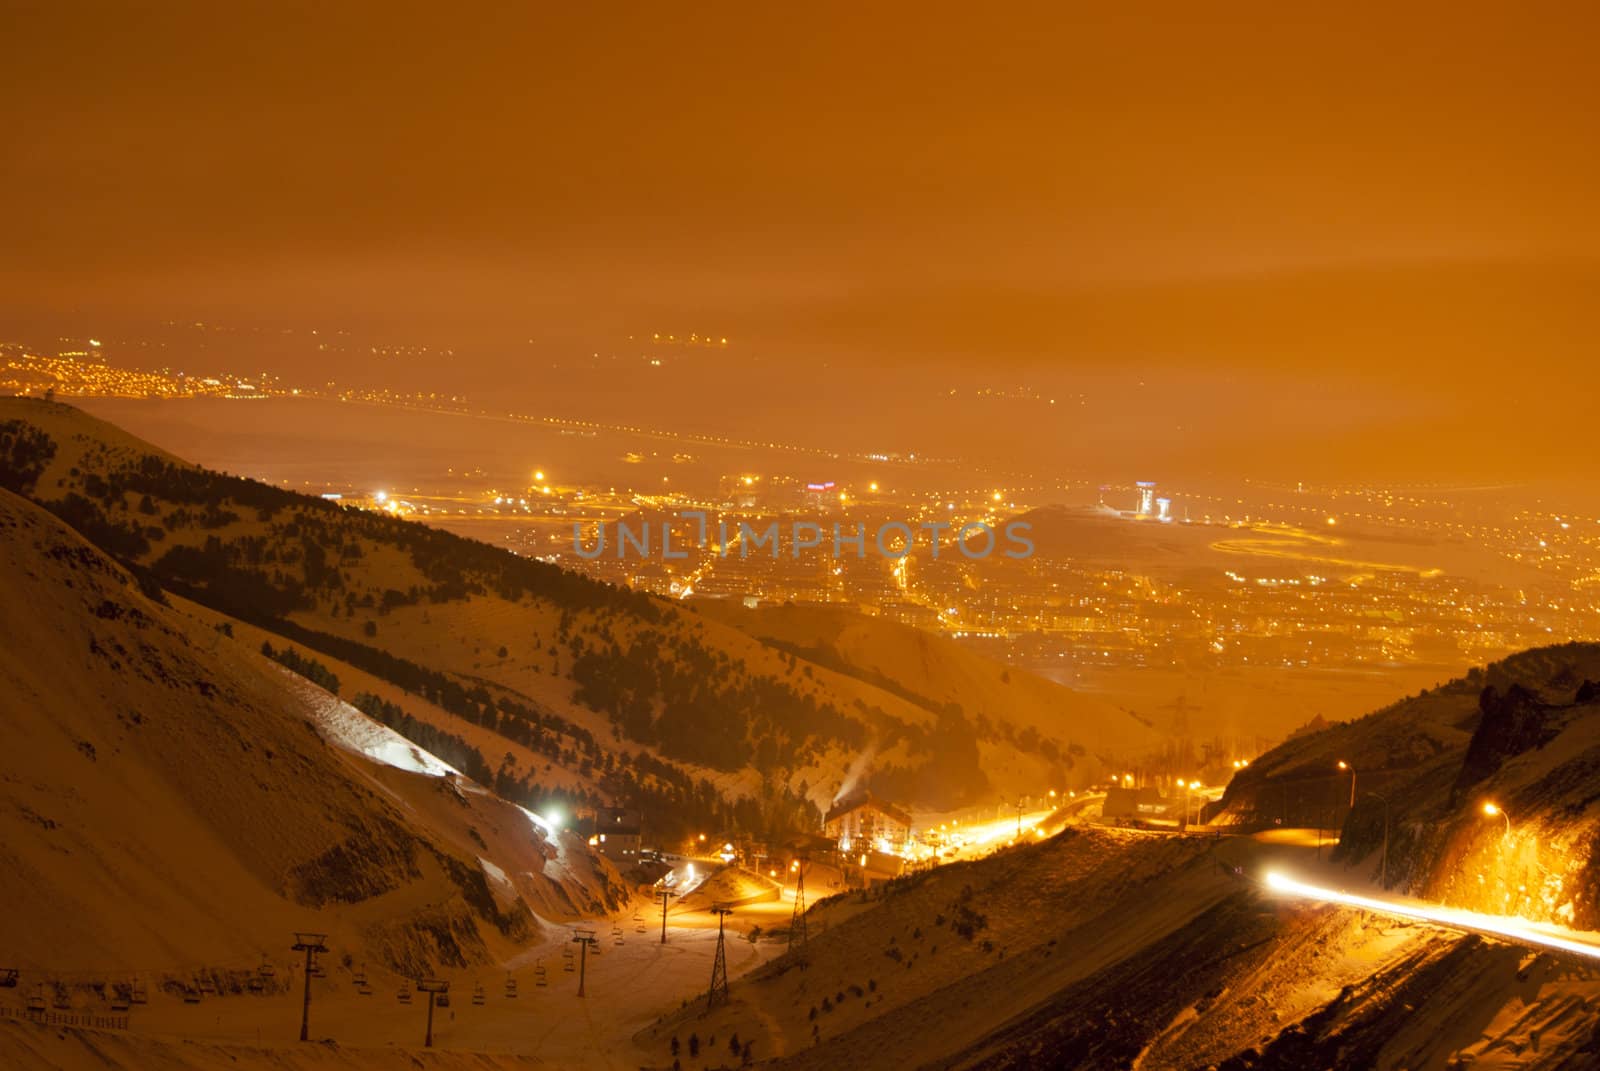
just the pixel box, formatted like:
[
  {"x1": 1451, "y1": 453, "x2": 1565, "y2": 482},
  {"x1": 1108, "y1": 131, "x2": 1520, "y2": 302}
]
[
  {"x1": 581, "y1": 807, "x2": 643, "y2": 862},
  {"x1": 1136, "y1": 481, "x2": 1156, "y2": 516},
  {"x1": 824, "y1": 791, "x2": 913, "y2": 855},
  {"x1": 803, "y1": 480, "x2": 837, "y2": 511}
]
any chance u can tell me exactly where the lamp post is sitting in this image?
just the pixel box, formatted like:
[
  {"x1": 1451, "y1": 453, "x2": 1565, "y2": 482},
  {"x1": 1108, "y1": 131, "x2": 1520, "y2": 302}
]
[
  {"x1": 1365, "y1": 792, "x2": 1390, "y2": 887},
  {"x1": 1482, "y1": 801, "x2": 1512, "y2": 838},
  {"x1": 1337, "y1": 761, "x2": 1356, "y2": 811},
  {"x1": 1177, "y1": 780, "x2": 1201, "y2": 831}
]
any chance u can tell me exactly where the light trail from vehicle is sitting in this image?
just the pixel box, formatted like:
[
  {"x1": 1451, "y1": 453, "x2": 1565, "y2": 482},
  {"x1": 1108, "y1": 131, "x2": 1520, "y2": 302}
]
[{"x1": 1264, "y1": 870, "x2": 1600, "y2": 960}]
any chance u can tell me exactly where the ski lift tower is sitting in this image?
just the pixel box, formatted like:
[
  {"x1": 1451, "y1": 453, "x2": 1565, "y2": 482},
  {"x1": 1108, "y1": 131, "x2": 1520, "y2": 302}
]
[
  {"x1": 416, "y1": 979, "x2": 450, "y2": 1048},
  {"x1": 290, "y1": 932, "x2": 328, "y2": 1041},
  {"x1": 571, "y1": 927, "x2": 599, "y2": 997},
  {"x1": 789, "y1": 853, "x2": 810, "y2": 964},
  {"x1": 707, "y1": 905, "x2": 733, "y2": 1010}
]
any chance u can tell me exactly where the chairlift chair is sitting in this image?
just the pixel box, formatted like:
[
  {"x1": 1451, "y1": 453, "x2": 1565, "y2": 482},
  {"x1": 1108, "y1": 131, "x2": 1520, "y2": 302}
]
[
  {"x1": 183, "y1": 987, "x2": 201, "y2": 1005},
  {"x1": 397, "y1": 987, "x2": 412, "y2": 1005},
  {"x1": 130, "y1": 980, "x2": 148, "y2": 1005},
  {"x1": 26, "y1": 985, "x2": 47, "y2": 1014}
]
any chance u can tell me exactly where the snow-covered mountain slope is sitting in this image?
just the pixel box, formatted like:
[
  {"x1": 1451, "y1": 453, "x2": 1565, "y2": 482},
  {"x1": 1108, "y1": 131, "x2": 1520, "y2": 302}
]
[
  {"x1": 0, "y1": 486, "x2": 620, "y2": 983},
  {"x1": 0, "y1": 397, "x2": 1148, "y2": 819},
  {"x1": 690, "y1": 598, "x2": 1160, "y2": 764},
  {"x1": 1217, "y1": 642, "x2": 1600, "y2": 927},
  {"x1": 636, "y1": 821, "x2": 1600, "y2": 1070},
  {"x1": 0, "y1": 1021, "x2": 547, "y2": 1071}
]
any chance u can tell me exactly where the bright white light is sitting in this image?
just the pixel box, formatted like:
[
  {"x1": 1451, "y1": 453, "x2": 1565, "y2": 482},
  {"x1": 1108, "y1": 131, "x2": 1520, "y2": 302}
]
[{"x1": 1264, "y1": 870, "x2": 1600, "y2": 960}]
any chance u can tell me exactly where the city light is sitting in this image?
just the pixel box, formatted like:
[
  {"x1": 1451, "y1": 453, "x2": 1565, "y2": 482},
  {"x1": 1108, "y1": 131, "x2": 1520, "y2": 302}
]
[{"x1": 9, "y1": 10, "x2": 1600, "y2": 1067}]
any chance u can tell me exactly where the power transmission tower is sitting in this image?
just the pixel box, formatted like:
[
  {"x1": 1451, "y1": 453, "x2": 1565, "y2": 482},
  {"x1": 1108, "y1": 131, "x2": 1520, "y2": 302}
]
[
  {"x1": 707, "y1": 906, "x2": 732, "y2": 1010},
  {"x1": 416, "y1": 979, "x2": 449, "y2": 1048},
  {"x1": 789, "y1": 854, "x2": 809, "y2": 964},
  {"x1": 290, "y1": 932, "x2": 328, "y2": 1041}
]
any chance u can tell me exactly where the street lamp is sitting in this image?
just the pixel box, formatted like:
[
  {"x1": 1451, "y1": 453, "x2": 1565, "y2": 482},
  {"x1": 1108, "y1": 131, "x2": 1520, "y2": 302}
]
[
  {"x1": 1365, "y1": 792, "x2": 1390, "y2": 887},
  {"x1": 1337, "y1": 761, "x2": 1357, "y2": 809},
  {"x1": 1482, "y1": 801, "x2": 1512, "y2": 837},
  {"x1": 1179, "y1": 780, "x2": 1201, "y2": 830}
]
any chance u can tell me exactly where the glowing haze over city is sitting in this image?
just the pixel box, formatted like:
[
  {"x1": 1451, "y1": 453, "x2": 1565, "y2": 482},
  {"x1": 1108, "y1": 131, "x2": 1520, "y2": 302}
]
[{"x1": 2, "y1": 6, "x2": 1600, "y2": 1071}]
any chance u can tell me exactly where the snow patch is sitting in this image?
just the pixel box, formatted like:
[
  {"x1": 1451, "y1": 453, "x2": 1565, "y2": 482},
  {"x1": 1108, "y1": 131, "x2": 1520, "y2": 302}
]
[
  {"x1": 479, "y1": 856, "x2": 511, "y2": 888},
  {"x1": 273, "y1": 667, "x2": 461, "y2": 778}
]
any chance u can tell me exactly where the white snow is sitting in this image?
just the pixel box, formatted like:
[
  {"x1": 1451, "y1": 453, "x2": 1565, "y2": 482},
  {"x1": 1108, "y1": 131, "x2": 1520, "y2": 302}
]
[
  {"x1": 273, "y1": 668, "x2": 461, "y2": 779},
  {"x1": 479, "y1": 856, "x2": 511, "y2": 889}
]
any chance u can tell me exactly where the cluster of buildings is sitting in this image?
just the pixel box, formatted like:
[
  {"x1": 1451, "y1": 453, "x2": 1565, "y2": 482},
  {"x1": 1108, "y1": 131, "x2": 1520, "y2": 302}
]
[{"x1": 0, "y1": 346, "x2": 275, "y2": 400}]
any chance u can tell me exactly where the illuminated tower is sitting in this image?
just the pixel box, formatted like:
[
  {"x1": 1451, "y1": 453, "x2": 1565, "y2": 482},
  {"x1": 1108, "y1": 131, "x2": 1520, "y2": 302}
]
[{"x1": 1136, "y1": 482, "x2": 1156, "y2": 516}]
